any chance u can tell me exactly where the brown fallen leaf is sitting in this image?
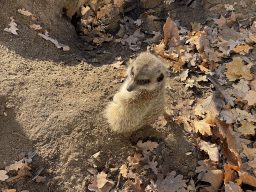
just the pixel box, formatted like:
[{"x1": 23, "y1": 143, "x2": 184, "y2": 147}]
[
  {"x1": 209, "y1": 4, "x2": 223, "y2": 11},
  {"x1": 17, "y1": 8, "x2": 32, "y2": 16},
  {"x1": 192, "y1": 119, "x2": 212, "y2": 136},
  {"x1": 214, "y1": 15, "x2": 227, "y2": 27},
  {"x1": 194, "y1": 92, "x2": 225, "y2": 117},
  {"x1": 243, "y1": 90, "x2": 256, "y2": 105},
  {"x1": 241, "y1": 143, "x2": 256, "y2": 160},
  {"x1": 155, "y1": 171, "x2": 187, "y2": 191},
  {"x1": 127, "y1": 153, "x2": 142, "y2": 171},
  {"x1": 224, "y1": 57, "x2": 253, "y2": 81},
  {"x1": 225, "y1": 181, "x2": 242, "y2": 192},
  {"x1": 120, "y1": 164, "x2": 128, "y2": 178},
  {"x1": 198, "y1": 140, "x2": 219, "y2": 162},
  {"x1": 0, "y1": 170, "x2": 8, "y2": 181},
  {"x1": 2, "y1": 189, "x2": 17, "y2": 192},
  {"x1": 88, "y1": 171, "x2": 114, "y2": 192},
  {"x1": 136, "y1": 140, "x2": 159, "y2": 153},
  {"x1": 239, "y1": 171, "x2": 256, "y2": 187},
  {"x1": 232, "y1": 44, "x2": 253, "y2": 55},
  {"x1": 201, "y1": 169, "x2": 224, "y2": 192},
  {"x1": 123, "y1": 177, "x2": 143, "y2": 192},
  {"x1": 163, "y1": 17, "x2": 180, "y2": 47},
  {"x1": 224, "y1": 163, "x2": 241, "y2": 184},
  {"x1": 209, "y1": 114, "x2": 242, "y2": 167},
  {"x1": 238, "y1": 121, "x2": 256, "y2": 136}
]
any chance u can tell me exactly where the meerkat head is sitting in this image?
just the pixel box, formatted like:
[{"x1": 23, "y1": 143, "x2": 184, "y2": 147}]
[{"x1": 126, "y1": 52, "x2": 166, "y2": 92}]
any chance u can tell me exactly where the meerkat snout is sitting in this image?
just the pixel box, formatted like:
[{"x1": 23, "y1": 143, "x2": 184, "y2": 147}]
[{"x1": 105, "y1": 52, "x2": 167, "y2": 133}]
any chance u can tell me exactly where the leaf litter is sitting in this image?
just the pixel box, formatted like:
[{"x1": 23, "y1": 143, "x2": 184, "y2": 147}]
[{"x1": 3, "y1": 1, "x2": 256, "y2": 191}]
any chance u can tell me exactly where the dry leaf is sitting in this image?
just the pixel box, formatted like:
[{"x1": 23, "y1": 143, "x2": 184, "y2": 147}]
[
  {"x1": 123, "y1": 177, "x2": 143, "y2": 192},
  {"x1": 93, "y1": 33, "x2": 113, "y2": 45},
  {"x1": 17, "y1": 8, "x2": 32, "y2": 16},
  {"x1": 201, "y1": 169, "x2": 224, "y2": 192},
  {"x1": 230, "y1": 79, "x2": 249, "y2": 98},
  {"x1": 194, "y1": 92, "x2": 225, "y2": 116},
  {"x1": 241, "y1": 143, "x2": 256, "y2": 160},
  {"x1": 2, "y1": 190, "x2": 16, "y2": 192},
  {"x1": 248, "y1": 158, "x2": 256, "y2": 169},
  {"x1": 136, "y1": 140, "x2": 159, "y2": 153},
  {"x1": 238, "y1": 121, "x2": 256, "y2": 135},
  {"x1": 39, "y1": 32, "x2": 70, "y2": 51},
  {"x1": 120, "y1": 164, "x2": 128, "y2": 178},
  {"x1": 29, "y1": 24, "x2": 42, "y2": 30},
  {"x1": 211, "y1": 115, "x2": 242, "y2": 166},
  {"x1": 225, "y1": 181, "x2": 242, "y2": 192},
  {"x1": 145, "y1": 180, "x2": 158, "y2": 191},
  {"x1": 127, "y1": 153, "x2": 141, "y2": 171},
  {"x1": 198, "y1": 140, "x2": 219, "y2": 162},
  {"x1": 243, "y1": 90, "x2": 256, "y2": 105},
  {"x1": 224, "y1": 163, "x2": 241, "y2": 184},
  {"x1": 214, "y1": 15, "x2": 227, "y2": 27},
  {"x1": 239, "y1": 171, "x2": 256, "y2": 187},
  {"x1": 218, "y1": 38, "x2": 241, "y2": 55},
  {"x1": 163, "y1": 17, "x2": 180, "y2": 47},
  {"x1": 224, "y1": 57, "x2": 253, "y2": 81},
  {"x1": 209, "y1": 4, "x2": 223, "y2": 11},
  {"x1": 4, "y1": 17, "x2": 18, "y2": 35},
  {"x1": 250, "y1": 78, "x2": 256, "y2": 91},
  {"x1": 191, "y1": 22, "x2": 201, "y2": 32},
  {"x1": 156, "y1": 171, "x2": 187, "y2": 192},
  {"x1": 224, "y1": 4, "x2": 235, "y2": 11},
  {"x1": 192, "y1": 119, "x2": 212, "y2": 136},
  {"x1": 5, "y1": 160, "x2": 26, "y2": 172},
  {"x1": 143, "y1": 156, "x2": 158, "y2": 174},
  {"x1": 0, "y1": 170, "x2": 8, "y2": 181},
  {"x1": 88, "y1": 171, "x2": 114, "y2": 192},
  {"x1": 232, "y1": 44, "x2": 253, "y2": 55}
]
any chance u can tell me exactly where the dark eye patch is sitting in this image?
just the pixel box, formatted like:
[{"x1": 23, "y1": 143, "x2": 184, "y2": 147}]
[
  {"x1": 137, "y1": 79, "x2": 151, "y2": 85},
  {"x1": 131, "y1": 67, "x2": 134, "y2": 76},
  {"x1": 157, "y1": 73, "x2": 164, "y2": 82}
]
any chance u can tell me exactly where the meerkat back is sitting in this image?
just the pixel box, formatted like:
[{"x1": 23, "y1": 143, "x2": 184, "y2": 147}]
[{"x1": 105, "y1": 52, "x2": 167, "y2": 133}]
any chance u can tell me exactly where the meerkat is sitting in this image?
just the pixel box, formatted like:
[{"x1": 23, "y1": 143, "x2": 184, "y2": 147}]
[{"x1": 105, "y1": 52, "x2": 167, "y2": 133}]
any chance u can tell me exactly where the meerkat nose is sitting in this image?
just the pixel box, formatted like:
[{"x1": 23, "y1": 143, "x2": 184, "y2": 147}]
[{"x1": 127, "y1": 87, "x2": 133, "y2": 92}]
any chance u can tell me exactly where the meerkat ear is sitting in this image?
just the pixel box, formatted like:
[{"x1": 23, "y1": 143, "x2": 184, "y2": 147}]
[{"x1": 157, "y1": 73, "x2": 164, "y2": 82}]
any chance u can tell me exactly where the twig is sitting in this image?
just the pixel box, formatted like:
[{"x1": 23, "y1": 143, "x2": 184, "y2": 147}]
[
  {"x1": 32, "y1": 167, "x2": 44, "y2": 180},
  {"x1": 206, "y1": 74, "x2": 234, "y2": 107}
]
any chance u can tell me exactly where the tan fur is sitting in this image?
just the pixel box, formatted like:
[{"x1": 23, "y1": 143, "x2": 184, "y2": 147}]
[{"x1": 105, "y1": 52, "x2": 167, "y2": 133}]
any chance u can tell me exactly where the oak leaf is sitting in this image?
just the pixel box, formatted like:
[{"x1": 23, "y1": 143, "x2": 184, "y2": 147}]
[
  {"x1": 120, "y1": 164, "x2": 128, "y2": 178},
  {"x1": 225, "y1": 181, "x2": 242, "y2": 192},
  {"x1": 243, "y1": 90, "x2": 256, "y2": 105},
  {"x1": 214, "y1": 15, "x2": 227, "y2": 27},
  {"x1": 0, "y1": 170, "x2": 8, "y2": 181},
  {"x1": 239, "y1": 171, "x2": 256, "y2": 187},
  {"x1": 230, "y1": 79, "x2": 249, "y2": 98},
  {"x1": 192, "y1": 120, "x2": 212, "y2": 136},
  {"x1": 198, "y1": 140, "x2": 219, "y2": 162},
  {"x1": 163, "y1": 17, "x2": 180, "y2": 47},
  {"x1": 155, "y1": 171, "x2": 187, "y2": 192},
  {"x1": 232, "y1": 44, "x2": 253, "y2": 55},
  {"x1": 224, "y1": 57, "x2": 253, "y2": 81},
  {"x1": 88, "y1": 171, "x2": 114, "y2": 192},
  {"x1": 238, "y1": 121, "x2": 256, "y2": 135},
  {"x1": 211, "y1": 115, "x2": 242, "y2": 166},
  {"x1": 200, "y1": 170, "x2": 224, "y2": 192},
  {"x1": 194, "y1": 92, "x2": 225, "y2": 116},
  {"x1": 241, "y1": 143, "x2": 256, "y2": 160}
]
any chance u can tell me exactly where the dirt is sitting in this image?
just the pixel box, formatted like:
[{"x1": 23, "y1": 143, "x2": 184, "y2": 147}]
[{"x1": 0, "y1": 0, "x2": 254, "y2": 191}]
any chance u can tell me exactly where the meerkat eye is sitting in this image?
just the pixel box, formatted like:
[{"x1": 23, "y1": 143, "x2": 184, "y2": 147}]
[
  {"x1": 157, "y1": 73, "x2": 164, "y2": 82},
  {"x1": 137, "y1": 79, "x2": 151, "y2": 85}
]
